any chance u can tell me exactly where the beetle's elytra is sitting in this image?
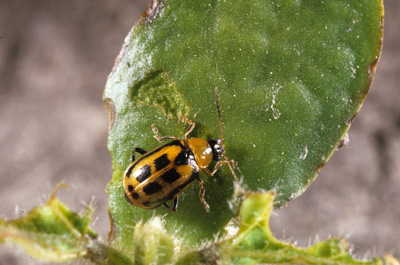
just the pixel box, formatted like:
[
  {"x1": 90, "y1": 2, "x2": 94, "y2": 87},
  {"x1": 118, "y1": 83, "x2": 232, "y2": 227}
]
[{"x1": 123, "y1": 88, "x2": 237, "y2": 212}]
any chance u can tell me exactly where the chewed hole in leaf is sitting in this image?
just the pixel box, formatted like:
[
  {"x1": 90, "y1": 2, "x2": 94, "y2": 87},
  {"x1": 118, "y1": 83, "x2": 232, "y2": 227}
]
[
  {"x1": 129, "y1": 69, "x2": 190, "y2": 120},
  {"x1": 104, "y1": 99, "x2": 116, "y2": 130}
]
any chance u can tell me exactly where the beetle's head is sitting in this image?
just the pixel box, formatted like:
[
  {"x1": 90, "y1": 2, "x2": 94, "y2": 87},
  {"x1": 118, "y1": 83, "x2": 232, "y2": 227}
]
[{"x1": 208, "y1": 138, "x2": 224, "y2": 161}]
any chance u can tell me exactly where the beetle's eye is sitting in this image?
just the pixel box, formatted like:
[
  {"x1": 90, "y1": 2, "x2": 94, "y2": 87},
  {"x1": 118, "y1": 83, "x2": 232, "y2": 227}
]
[
  {"x1": 215, "y1": 139, "x2": 224, "y2": 153},
  {"x1": 208, "y1": 138, "x2": 223, "y2": 161}
]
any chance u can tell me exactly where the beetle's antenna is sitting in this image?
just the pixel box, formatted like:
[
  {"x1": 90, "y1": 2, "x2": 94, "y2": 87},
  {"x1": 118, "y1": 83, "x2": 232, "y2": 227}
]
[
  {"x1": 214, "y1": 87, "x2": 239, "y2": 181},
  {"x1": 214, "y1": 87, "x2": 224, "y2": 145}
]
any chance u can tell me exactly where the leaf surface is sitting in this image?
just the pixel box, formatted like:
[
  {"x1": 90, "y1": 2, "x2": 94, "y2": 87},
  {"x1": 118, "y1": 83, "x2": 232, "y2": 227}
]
[
  {"x1": 104, "y1": 0, "x2": 384, "y2": 247},
  {"x1": 177, "y1": 191, "x2": 399, "y2": 265},
  {"x1": 0, "y1": 186, "x2": 96, "y2": 262}
]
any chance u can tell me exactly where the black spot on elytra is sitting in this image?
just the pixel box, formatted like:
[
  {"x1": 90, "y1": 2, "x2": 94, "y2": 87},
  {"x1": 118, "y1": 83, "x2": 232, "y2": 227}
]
[
  {"x1": 136, "y1": 165, "x2": 151, "y2": 182},
  {"x1": 168, "y1": 172, "x2": 198, "y2": 199},
  {"x1": 154, "y1": 153, "x2": 170, "y2": 171},
  {"x1": 128, "y1": 185, "x2": 134, "y2": 192},
  {"x1": 125, "y1": 164, "x2": 134, "y2": 178},
  {"x1": 124, "y1": 191, "x2": 133, "y2": 205},
  {"x1": 143, "y1": 182, "x2": 163, "y2": 195},
  {"x1": 160, "y1": 168, "x2": 181, "y2": 184},
  {"x1": 131, "y1": 192, "x2": 139, "y2": 200},
  {"x1": 174, "y1": 149, "x2": 190, "y2": 165}
]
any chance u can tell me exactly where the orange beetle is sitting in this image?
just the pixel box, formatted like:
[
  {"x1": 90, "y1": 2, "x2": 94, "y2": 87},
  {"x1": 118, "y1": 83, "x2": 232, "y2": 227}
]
[{"x1": 123, "y1": 88, "x2": 237, "y2": 212}]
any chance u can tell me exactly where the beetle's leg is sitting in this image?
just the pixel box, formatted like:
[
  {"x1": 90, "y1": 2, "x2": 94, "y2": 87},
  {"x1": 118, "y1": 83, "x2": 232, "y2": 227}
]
[
  {"x1": 202, "y1": 160, "x2": 238, "y2": 181},
  {"x1": 163, "y1": 203, "x2": 173, "y2": 211},
  {"x1": 163, "y1": 197, "x2": 178, "y2": 212},
  {"x1": 197, "y1": 176, "x2": 210, "y2": 213},
  {"x1": 132, "y1": 147, "x2": 148, "y2": 162},
  {"x1": 201, "y1": 167, "x2": 212, "y2": 176},
  {"x1": 179, "y1": 116, "x2": 195, "y2": 140},
  {"x1": 221, "y1": 154, "x2": 239, "y2": 181},
  {"x1": 172, "y1": 197, "x2": 178, "y2": 211},
  {"x1": 152, "y1": 124, "x2": 179, "y2": 142}
]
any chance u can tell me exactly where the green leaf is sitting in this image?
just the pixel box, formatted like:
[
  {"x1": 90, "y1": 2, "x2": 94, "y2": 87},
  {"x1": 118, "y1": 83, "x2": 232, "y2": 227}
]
[
  {"x1": 104, "y1": 0, "x2": 383, "y2": 247},
  {"x1": 0, "y1": 184, "x2": 96, "y2": 262},
  {"x1": 0, "y1": 184, "x2": 133, "y2": 265},
  {"x1": 176, "y1": 191, "x2": 400, "y2": 265},
  {"x1": 132, "y1": 217, "x2": 177, "y2": 265}
]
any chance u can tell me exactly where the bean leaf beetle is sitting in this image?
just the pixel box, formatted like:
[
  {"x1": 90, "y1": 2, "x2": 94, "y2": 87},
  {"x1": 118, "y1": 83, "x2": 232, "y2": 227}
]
[{"x1": 123, "y1": 88, "x2": 237, "y2": 212}]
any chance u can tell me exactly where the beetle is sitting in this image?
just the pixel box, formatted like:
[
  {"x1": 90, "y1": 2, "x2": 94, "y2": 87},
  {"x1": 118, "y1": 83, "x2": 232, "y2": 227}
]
[{"x1": 123, "y1": 88, "x2": 237, "y2": 212}]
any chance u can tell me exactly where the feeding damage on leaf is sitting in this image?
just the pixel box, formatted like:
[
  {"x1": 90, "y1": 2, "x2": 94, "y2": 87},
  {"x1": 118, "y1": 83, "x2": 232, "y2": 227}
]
[
  {"x1": 129, "y1": 69, "x2": 190, "y2": 120},
  {"x1": 138, "y1": 0, "x2": 166, "y2": 25},
  {"x1": 104, "y1": 99, "x2": 116, "y2": 131}
]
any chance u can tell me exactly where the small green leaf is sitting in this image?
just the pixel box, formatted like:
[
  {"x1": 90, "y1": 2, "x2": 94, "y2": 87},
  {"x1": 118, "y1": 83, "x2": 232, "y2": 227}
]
[
  {"x1": 104, "y1": 0, "x2": 384, "y2": 247},
  {"x1": 176, "y1": 191, "x2": 400, "y2": 265},
  {"x1": 133, "y1": 217, "x2": 177, "y2": 265},
  {"x1": 0, "y1": 184, "x2": 134, "y2": 265},
  {"x1": 0, "y1": 185, "x2": 96, "y2": 262}
]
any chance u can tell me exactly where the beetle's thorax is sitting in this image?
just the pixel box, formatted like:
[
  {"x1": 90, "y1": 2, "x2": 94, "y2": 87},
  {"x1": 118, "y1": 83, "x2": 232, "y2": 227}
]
[{"x1": 186, "y1": 137, "x2": 213, "y2": 168}]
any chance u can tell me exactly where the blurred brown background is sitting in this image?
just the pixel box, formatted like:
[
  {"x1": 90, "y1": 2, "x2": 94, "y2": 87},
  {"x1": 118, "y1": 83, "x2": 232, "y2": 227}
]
[{"x1": 0, "y1": 1, "x2": 398, "y2": 264}]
